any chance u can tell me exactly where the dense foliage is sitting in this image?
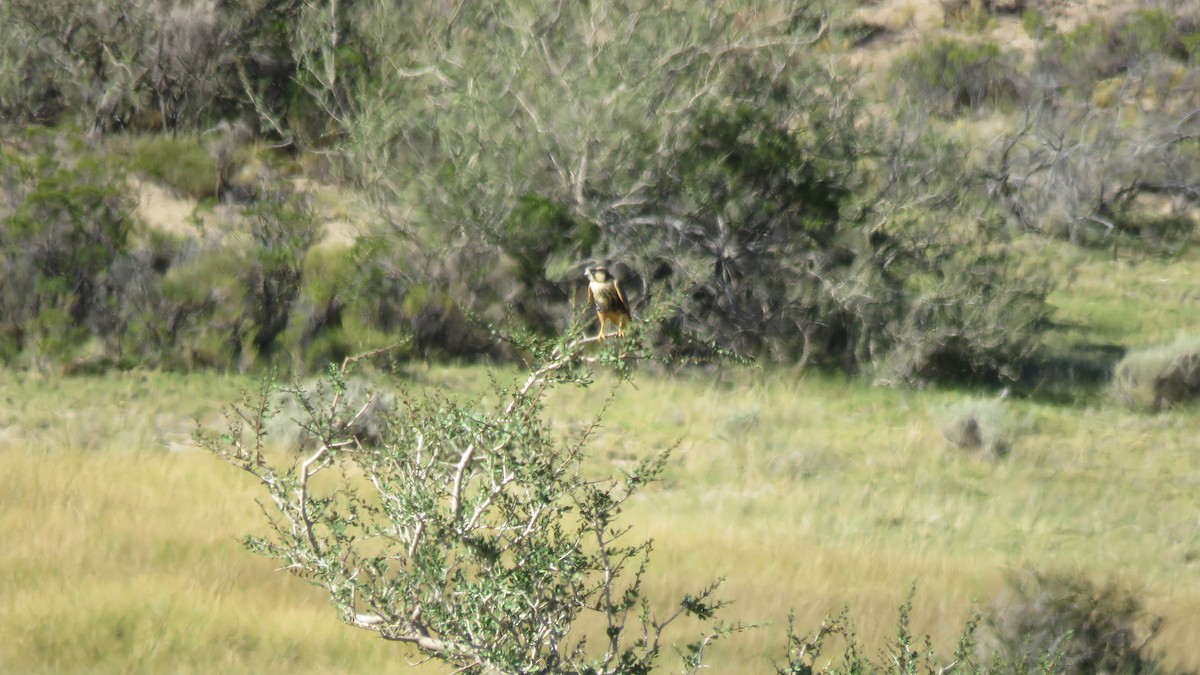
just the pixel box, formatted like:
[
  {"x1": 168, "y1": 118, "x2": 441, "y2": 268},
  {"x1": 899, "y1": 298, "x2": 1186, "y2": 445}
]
[
  {"x1": 0, "y1": 0, "x2": 365, "y2": 142},
  {"x1": 1, "y1": 1, "x2": 1196, "y2": 381},
  {"x1": 0, "y1": 137, "x2": 132, "y2": 367},
  {"x1": 0, "y1": 0, "x2": 1073, "y2": 381}
]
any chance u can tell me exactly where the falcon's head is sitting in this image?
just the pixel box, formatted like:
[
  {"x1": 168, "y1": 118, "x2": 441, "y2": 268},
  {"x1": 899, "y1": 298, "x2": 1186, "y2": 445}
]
[{"x1": 585, "y1": 266, "x2": 612, "y2": 283}]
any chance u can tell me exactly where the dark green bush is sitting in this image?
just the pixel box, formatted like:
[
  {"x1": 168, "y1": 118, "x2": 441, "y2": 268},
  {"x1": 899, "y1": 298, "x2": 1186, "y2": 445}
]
[
  {"x1": 279, "y1": 244, "x2": 412, "y2": 373},
  {"x1": 0, "y1": 146, "x2": 135, "y2": 368},
  {"x1": 1121, "y1": 9, "x2": 1200, "y2": 63},
  {"x1": 1111, "y1": 211, "x2": 1195, "y2": 253},
  {"x1": 499, "y1": 194, "x2": 600, "y2": 333},
  {"x1": 157, "y1": 246, "x2": 248, "y2": 370},
  {"x1": 625, "y1": 97, "x2": 1050, "y2": 380},
  {"x1": 639, "y1": 99, "x2": 857, "y2": 364},
  {"x1": 128, "y1": 135, "x2": 220, "y2": 201},
  {"x1": 887, "y1": 239, "x2": 1050, "y2": 383},
  {"x1": 242, "y1": 195, "x2": 319, "y2": 356},
  {"x1": 88, "y1": 242, "x2": 183, "y2": 370}
]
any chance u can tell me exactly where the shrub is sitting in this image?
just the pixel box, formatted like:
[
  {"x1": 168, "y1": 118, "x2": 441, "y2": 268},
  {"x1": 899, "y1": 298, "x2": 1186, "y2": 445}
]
[
  {"x1": 937, "y1": 395, "x2": 1017, "y2": 460},
  {"x1": 88, "y1": 242, "x2": 183, "y2": 370},
  {"x1": 1122, "y1": 9, "x2": 1200, "y2": 63},
  {"x1": 158, "y1": 246, "x2": 249, "y2": 370},
  {"x1": 266, "y1": 374, "x2": 395, "y2": 451},
  {"x1": 779, "y1": 588, "x2": 987, "y2": 674},
  {"x1": 882, "y1": 232, "x2": 1051, "y2": 383},
  {"x1": 328, "y1": 237, "x2": 501, "y2": 363},
  {"x1": 499, "y1": 194, "x2": 600, "y2": 333},
  {"x1": 1112, "y1": 336, "x2": 1200, "y2": 411},
  {"x1": 1037, "y1": 10, "x2": 1200, "y2": 91},
  {"x1": 646, "y1": 98, "x2": 863, "y2": 364},
  {"x1": 0, "y1": 145, "x2": 135, "y2": 368},
  {"x1": 128, "y1": 135, "x2": 220, "y2": 201},
  {"x1": 241, "y1": 194, "x2": 320, "y2": 357},
  {"x1": 199, "y1": 332, "x2": 741, "y2": 673},
  {"x1": 1021, "y1": 9, "x2": 1050, "y2": 38},
  {"x1": 1110, "y1": 211, "x2": 1195, "y2": 254},
  {"x1": 979, "y1": 570, "x2": 1167, "y2": 674},
  {"x1": 891, "y1": 37, "x2": 1022, "y2": 115},
  {"x1": 622, "y1": 96, "x2": 1050, "y2": 380},
  {"x1": 279, "y1": 245, "x2": 411, "y2": 373},
  {"x1": 940, "y1": 0, "x2": 1006, "y2": 32}
]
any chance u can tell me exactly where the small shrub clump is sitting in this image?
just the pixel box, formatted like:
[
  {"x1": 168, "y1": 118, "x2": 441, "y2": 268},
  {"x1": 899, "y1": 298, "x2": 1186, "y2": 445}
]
[
  {"x1": 938, "y1": 394, "x2": 1017, "y2": 460},
  {"x1": 266, "y1": 374, "x2": 395, "y2": 452},
  {"x1": 1111, "y1": 336, "x2": 1200, "y2": 411},
  {"x1": 891, "y1": 37, "x2": 1023, "y2": 115},
  {"x1": 128, "y1": 135, "x2": 220, "y2": 201},
  {"x1": 979, "y1": 570, "x2": 1168, "y2": 674}
]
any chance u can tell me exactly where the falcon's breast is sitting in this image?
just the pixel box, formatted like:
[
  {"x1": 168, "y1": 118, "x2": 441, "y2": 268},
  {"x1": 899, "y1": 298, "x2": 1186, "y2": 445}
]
[{"x1": 590, "y1": 282, "x2": 629, "y2": 316}]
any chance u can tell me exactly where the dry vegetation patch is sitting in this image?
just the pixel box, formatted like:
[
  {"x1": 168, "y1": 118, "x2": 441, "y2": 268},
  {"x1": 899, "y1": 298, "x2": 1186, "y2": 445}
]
[
  {"x1": 1112, "y1": 336, "x2": 1200, "y2": 411},
  {"x1": 2, "y1": 366, "x2": 1200, "y2": 671}
]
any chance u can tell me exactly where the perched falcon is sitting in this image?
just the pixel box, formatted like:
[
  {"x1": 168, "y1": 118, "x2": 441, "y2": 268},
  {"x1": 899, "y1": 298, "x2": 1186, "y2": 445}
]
[{"x1": 584, "y1": 266, "x2": 630, "y2": 341}]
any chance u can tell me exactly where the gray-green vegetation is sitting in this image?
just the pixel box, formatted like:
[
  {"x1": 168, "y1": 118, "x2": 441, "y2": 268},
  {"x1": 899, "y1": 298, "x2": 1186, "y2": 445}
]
[
  {"x1": 0, "y1": 0, "x2": 1063, "y2": 381},
  {"x1": 200, "y1": 335, "x2": 747, "y2": 674},
  {"x1": 2, "y1": 0, "x2": 1199, "y2": 672},
  {"x1": 937, "y1": 395, "x2": 1021, "y2": 460},
  {"x1": 1112, "y1": 335, "x2": 1200, "y2": 411}
]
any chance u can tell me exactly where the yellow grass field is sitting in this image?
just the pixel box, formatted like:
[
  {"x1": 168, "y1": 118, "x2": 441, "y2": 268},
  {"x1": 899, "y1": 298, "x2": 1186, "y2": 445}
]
[{"x1": 2, "y1": 247, "x2": 1200, "y2": 673}]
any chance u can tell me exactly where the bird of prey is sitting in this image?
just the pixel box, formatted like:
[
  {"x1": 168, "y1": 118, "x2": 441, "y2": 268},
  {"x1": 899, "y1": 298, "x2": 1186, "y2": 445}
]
[{"x1": 585, "y1": 266, "x2": 630, "y2": 341}]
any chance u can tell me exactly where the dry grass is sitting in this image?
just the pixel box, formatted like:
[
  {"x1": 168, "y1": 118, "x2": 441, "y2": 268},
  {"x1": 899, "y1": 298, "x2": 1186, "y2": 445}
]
[
  {"x1": 0, "y1": 372, "x2": 436, "y2": 674},
  {"x1": 3, "y1": 355, "x2": 1200, "y2": 672},
  {"x1": 563, "y1": 366, "x2": 1200, "y2": 672}
]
